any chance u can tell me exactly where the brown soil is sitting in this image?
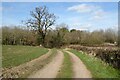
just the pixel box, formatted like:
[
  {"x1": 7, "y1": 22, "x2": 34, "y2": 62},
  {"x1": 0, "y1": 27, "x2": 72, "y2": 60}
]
[{"x1": 28, "y1": 50, "x2": 64, "y2": 78}]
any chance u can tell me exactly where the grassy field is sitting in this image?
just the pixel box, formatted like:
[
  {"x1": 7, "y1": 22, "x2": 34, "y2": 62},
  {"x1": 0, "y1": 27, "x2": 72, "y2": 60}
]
[
  {"x1": 3, "y1": 45, "x2": 120, "y2": 78},
  {"x1": 2, "y1": 46, "x2": 57, "y2": 78},
  {"x1": 69, "y1": 49, "x2": 120, "y2": 78},
  {"x1": 57, "y1": 50, "x2": 73, "y2": 78},
  {"x1": 2, "y1": 45, "x2": 48, "y2": 68}
]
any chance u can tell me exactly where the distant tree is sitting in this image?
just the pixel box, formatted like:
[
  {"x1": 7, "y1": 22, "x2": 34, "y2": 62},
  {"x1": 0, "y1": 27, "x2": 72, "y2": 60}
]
[
  {"x1": 89, "y1": 30, "x2": 105, "y2": 45},
  {"x1": 70, "y1": 29, "x2": 76, "y2": 32},
  {"x1": 104, "y1": 28, "x2": 117, "y2": 43},
  {"x1": 24, "y1": 6, "x2": 56, "y2": 46},
  {"x1": 64, "y1": 30, "x2": 82, "y2": 44},
  {"x1": 56, "y1": 24, "x2": 69, "y2": 38},
  {"x1": 56, "y1": 23, "x2": 69, "y2": 45},
  {"x1": 44, "y1": 29, "x2": 56, "y2": 48},
  {"x1": 44, "y1": 23, "x2": 69, "y2": 48},
  {"x1": 80, "y1": 31, "x2": 90, "y2": 45},
  {"x1": 2, "y1": 26, "x2": 37, "y2": 46},
  {"x1": 44, "y1": 29, "x2": 62, "y2": 48}
]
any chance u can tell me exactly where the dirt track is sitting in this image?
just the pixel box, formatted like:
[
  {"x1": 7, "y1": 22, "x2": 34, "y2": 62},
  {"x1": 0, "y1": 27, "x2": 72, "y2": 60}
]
[
  {"x1": 28, "y1": 50, "x2": 92, "y2": 78},
  {"x1": 3, "y1": 49, "x2": 92, "y2": 78},
  {"x1": 65, "y1": 50, "x2": 92, "y2": 78},
  {"x1": 28, "y1": 50, "x2": 64, "y2": 78}
]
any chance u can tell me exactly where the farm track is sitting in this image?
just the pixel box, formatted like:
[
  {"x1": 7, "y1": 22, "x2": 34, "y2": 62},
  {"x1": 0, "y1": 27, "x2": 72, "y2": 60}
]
[
  {"x1": 3, "y1": 49, "x2": 93, "y2": 78},
  {"x1": 28, "y1": 50, "x2": 92, "y2": 78},
  {"x1": 28, "y1": 50, "x2": 64, "y2": 78},
  {"x1": 65, "y1": 50, "x2": 92, "y2": 78}
]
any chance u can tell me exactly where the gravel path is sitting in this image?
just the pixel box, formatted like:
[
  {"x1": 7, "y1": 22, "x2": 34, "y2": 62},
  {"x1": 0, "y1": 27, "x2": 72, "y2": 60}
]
[
  {"x1": 65, "y1": 50, "x2": 92, "y2": 78},
  {"x1": 28, "y1": 50, "x2": 64, "y2": 78}
]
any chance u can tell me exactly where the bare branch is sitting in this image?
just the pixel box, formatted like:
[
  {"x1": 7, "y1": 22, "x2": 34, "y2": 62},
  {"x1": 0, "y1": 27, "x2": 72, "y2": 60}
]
[{"x1": 24, "y1": 6, "x2": 56, "y2": 44}]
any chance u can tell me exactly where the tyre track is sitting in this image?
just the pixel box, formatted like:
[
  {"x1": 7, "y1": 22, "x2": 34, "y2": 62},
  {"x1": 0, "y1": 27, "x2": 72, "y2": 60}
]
[
  {"x1": 28, "y1": 50, "x2": 64, "y2": 78},
  {"x1": 65, "y1": 50, "x2": 92, "y2": 78}
]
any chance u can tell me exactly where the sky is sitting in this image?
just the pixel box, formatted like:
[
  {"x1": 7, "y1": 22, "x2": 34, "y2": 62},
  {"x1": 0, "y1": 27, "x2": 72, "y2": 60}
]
[{"x1": 1, "y1": 2, "x2": 118, "y2": 31}]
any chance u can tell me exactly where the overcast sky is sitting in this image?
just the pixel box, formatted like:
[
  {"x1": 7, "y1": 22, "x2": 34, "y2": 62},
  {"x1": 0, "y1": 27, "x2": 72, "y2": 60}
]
[{"x1": 1, "y1": 2, "x2": 118, "y2": 31}]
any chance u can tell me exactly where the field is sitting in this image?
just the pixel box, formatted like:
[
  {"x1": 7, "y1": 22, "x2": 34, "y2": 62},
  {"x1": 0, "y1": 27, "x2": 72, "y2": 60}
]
[
  {"x1": 2, "y1": 45, "x2": 48, "y2": 68},
  {"x1": 2, "y1": 45, "x2": 120, "y2": 78}
]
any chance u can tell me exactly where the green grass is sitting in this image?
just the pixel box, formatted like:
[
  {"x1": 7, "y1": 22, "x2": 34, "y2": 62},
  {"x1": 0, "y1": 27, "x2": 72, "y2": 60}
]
[
  {"x1": 57, "y1": 50, "x2": 73, "y2": 78},
  {"x1": 69, "y1": 49, "x2": 120, "y2": 78},
  {"x1": 2, "y1": 47, "x2": 57, "y2": 78},
  {"x1": 2, "y1": 45, "x2": 48, "y2": 68}
]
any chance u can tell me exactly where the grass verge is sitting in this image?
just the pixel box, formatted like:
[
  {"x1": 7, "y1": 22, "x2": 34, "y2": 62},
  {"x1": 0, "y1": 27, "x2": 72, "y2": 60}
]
[
  {"x1": 2, "y1": 45, "x2": 48, "y2": 68},
  {"x1": 56, "y1": 50, "x2": 73, "y2": 78},
  {"x1": 69, "y1": 49, "x2": 120, "y2": 78}
]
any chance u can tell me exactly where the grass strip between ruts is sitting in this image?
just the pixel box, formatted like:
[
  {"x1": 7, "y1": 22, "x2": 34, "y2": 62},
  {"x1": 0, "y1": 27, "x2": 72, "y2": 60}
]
[{"x1": 56, "y1": 50, "x2": 73, "y2": 78}]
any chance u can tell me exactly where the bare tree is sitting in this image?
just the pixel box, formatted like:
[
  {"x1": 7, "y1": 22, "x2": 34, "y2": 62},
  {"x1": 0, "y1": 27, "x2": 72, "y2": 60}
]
[{"x1": 25, "y1": 6, "x2": 56, "y2": 45}]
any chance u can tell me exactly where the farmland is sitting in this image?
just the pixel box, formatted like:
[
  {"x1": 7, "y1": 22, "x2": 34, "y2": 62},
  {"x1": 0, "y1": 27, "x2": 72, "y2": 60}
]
[
  {"x1": 2, "y1": 45, "x2": 48, "y2": 68},
  {"x1": 2, "y1": 45, "x2": 120, "y2": 78},
  {"x1": 2, "y1": 45, "x2": 58, "y2": 78}
]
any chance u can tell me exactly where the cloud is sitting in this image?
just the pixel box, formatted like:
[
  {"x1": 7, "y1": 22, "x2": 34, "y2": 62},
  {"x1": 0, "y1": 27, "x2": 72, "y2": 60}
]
[
  {"x1": 112, "y1": 24, "x2": 118, "y2": 31},
  {"x1": 80, "y1": 23, "x2": 92, "y2": 30},
  {"x1": 68, "y1": 4, "x2": 100, "y2": 13},
  {"x1": 79, "y1": 24, "x2": 92, "y2": 31},
  {"x1": 70, "y1": 22, "x2": 92, "y2": 31},
  {"x1": 68, "y1": 4, "x2": 106, "y2": 20},
  {"x1": 91, "y1": 9, "x2": 106, "y2": 20}
]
